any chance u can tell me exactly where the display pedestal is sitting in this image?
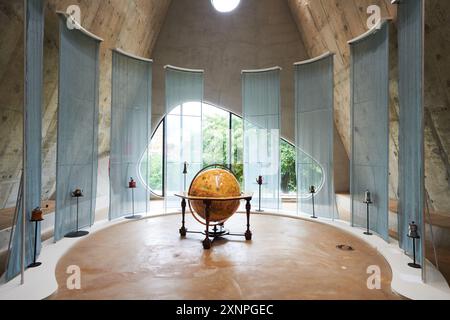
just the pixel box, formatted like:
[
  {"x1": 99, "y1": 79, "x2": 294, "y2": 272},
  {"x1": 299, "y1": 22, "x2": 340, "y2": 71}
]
[
  {"x1": 408, "y1": 236, "x2": 421, "y2": 269},
  {"x1": 255, "y1": 176, "x2": 265, "y2": 213},
  {"x1": 311, "y1": 193, "x2": 317, "y2": 219},
  {"x1": 28, "y1": 211, "x2": 43, "y2": 268},
  {"x1": 125, "y1": 186, "x2": 142, "y2": 220},
  {"x1": 65, "y1": 191, "x2": 89, "y2": 238},
  {"x1": 363, "y1": 200, "x2": 373, "y2": 236}
]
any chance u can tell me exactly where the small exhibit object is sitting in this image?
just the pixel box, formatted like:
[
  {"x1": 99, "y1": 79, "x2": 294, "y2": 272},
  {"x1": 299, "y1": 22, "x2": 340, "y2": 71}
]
[
  {"x1": 30, "y1": 206, "x2": 44, "y2": 222},
  {"x1": 72, "y1": 188, "x2": 83, "y2": 198}
]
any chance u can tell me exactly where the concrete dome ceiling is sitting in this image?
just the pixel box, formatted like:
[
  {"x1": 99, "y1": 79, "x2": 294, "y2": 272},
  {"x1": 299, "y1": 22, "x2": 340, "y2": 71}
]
[{"x1": 0, "y1": 0, "x2": 449, "y2": 215}]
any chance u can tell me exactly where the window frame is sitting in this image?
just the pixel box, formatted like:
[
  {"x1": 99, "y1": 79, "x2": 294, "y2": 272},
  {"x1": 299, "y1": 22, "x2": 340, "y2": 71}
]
[{"x1": 140, "y1": 103, "x2": 323, "y2": 199}]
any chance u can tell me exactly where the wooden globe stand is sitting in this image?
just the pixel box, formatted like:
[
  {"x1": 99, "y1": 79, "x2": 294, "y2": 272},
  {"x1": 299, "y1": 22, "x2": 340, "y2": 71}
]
[{"x1": 175, "y1": 193, "x2": 253, "y2": 249}]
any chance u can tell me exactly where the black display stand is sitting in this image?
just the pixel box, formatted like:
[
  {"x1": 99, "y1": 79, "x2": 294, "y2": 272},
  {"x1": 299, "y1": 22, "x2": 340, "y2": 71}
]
[
  {"x1": 408, "y1": 236, "x2": 421, "y2": 269},
  {"x1": 65, "y1": 190, "x2": 89, "y2": 238},
  {"x1": 408, "y1": 222, "x2": 421, "y2": 269},
  {"x1": 363, "y1": 200, "x2": 373, "y2": 236},
  {"x1": 176, "y1": 193, "x2": 253, "y2": 250},
  {"x1": 28, "y1": 211, "x2": 43, "y2": 268},
  {"x1": 125, "y1": 178, "x2": 142, "y2": 220},
  {"x1": 255, "y1": 176, "x2": 264, "y2": 213},
  {"x1": 310, "y1": 186, "x2": 317, "y2": 219}
]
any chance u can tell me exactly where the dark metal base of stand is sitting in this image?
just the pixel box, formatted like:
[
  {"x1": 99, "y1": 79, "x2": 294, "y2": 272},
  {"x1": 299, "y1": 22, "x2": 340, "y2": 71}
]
[
  {"x1": 65, "y1": 230, "x2": 89, "y2": 238},
  {"x1": 408, "y1": 263, "x2": 421, "y2": 269},
  {"x1": 202, "y1": 228, "x2": 230, "y2": 238},
  {"x1": 125, "y1": 215, "x2": 142, "y2": 220},
  {"x1": 182, "y1": 227, "x2": 251, "y2": 250},
  {"x1": 311, "y1": 216, "x2": 318, "y2": 219},
  {"x1": 364, "y1": 231, "x2": 373, "y2": 236},
  {"x1": 177, "y1": 195, "x2": 253, "y2": 250},
  {"x1": 28, "y1": 262, "x2": 42, "y2": 268}
]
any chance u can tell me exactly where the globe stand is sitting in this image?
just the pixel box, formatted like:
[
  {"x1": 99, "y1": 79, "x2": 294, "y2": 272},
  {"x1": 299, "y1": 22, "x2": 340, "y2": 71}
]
[
  {"x1": 65, "y1": 190, "x2": 89, "y2": 238},
  {"x1": 176, "y1": 192, "x2": 253, "y2": 250},
  {"x1": 125, "y1": 178, "x2": 142, "y2": 220}
]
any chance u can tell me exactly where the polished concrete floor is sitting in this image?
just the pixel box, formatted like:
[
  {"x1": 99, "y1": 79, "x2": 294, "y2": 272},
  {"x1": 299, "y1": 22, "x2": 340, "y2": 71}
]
[{"x1": 50, "y1": 213, "x2": 401, "y2": 300}]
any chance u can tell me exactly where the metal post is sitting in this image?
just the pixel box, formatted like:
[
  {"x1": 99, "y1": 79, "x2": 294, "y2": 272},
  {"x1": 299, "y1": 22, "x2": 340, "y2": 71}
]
[
  {"x1": 407, "y1": 232, "x2": 421, "y2": 269},
  {"x1": 364, "y1": 201, "x2": 373, "y2": 236},
  {"x1": 312, "y1": 193, "x2": 315, "y2": 218},
  {"x1": 183, "y1": 161, "x2": 188, "y2": 192},
  {"x1": 21, "y1": 0, "x2": 28, "y2": 286},
  {"x1": 311, "y1": 193, "x2": 317, "y2": 219},
  {"x1": 132, "y1": 188, "x2": 135, "y2": 217},
  {"x1": 366, "y1": 203, "x2": 370, "y2": 234},
  {"x1": 256, "y1": 178, "x2": 264, "y2": 213},
  {"x1": 76, "y1": 196, "x2": 79, "y2": 231},
  {"x1": 125, "y1": 181, "x2": 141, "y2": 220},
  {"x1": 28, "y1": 218, "x2": 41, "y2": 268},
  {"x1": 33, "y1": 222, "x2": 38, "y2": 264},
  {"x1": 310, "y1": 186, "x2": 317, "y2": 219}
]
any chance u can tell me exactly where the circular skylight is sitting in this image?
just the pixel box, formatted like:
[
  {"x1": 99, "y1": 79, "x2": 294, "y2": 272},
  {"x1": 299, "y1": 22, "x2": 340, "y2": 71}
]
[{"x1": 211, "y1": 0, "x2": 241, "y2": 13}]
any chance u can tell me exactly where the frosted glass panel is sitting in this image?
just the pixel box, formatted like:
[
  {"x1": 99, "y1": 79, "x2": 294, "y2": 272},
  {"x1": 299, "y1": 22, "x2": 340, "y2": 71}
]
[
  {"x1": 397, "y1": 0, "x2": 424, "y2": 266},
  {"x1": 109, "y1": 50, "x2": 151, "y2": 220},
  {"x1": 6, "y1": 0, "x2": 44, "y2": 281},
  {"x1": 165, "y1": 67, "x2": 203, "y2": 209},
  {"x1": 54, "y1": 15, "x2": 101, "y2": 241},
  {"x1": 350, "y1": 22, "x2": 389, "y2": 241},
  {"x1": 242, "y1": 69, "x2": 280, "y2": 210},
  {"x1": 295, "y1": 54, "x2": 335, "y2": 218}
]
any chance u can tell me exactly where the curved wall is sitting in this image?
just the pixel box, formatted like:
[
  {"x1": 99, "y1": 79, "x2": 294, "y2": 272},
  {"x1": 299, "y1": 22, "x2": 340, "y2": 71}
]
[{"x1": 151, "y1": 0, "x2": 308, "y2": 142}]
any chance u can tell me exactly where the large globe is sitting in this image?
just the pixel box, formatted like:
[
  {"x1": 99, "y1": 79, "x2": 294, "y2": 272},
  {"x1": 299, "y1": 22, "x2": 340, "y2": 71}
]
[{"x1": 188, "y1": 168, "x2": 241, "y2": 224}]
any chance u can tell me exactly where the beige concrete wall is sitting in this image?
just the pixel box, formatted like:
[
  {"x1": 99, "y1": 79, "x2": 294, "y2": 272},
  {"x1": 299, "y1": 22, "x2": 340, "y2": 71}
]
[
  {"x1": 289, "y1": 0, "x2": 450, "y2": 213},
  {"x1": 1, "y1": 0, "x2": 372, "y2": 209},
  {"x1": 0, "y1": 0, "x2": 171, "y2": 208},
  {"x1": 151, "y1": 0, "x2": 308, "y2": 141}
]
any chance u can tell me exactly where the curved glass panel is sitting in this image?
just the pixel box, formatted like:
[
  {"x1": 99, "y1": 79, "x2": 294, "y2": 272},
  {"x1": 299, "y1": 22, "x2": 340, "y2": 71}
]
[{"x1": 140, "y1": 103, "x2": 324, "y2": 203}]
